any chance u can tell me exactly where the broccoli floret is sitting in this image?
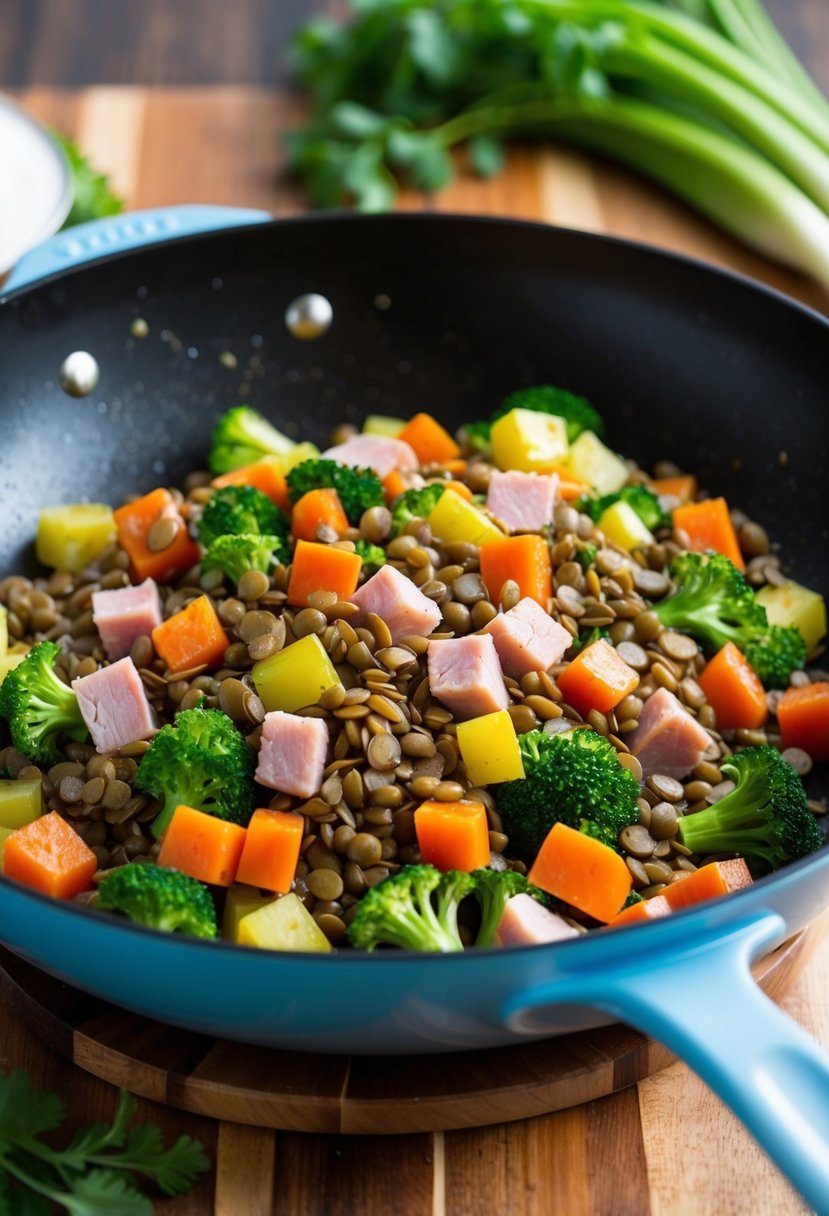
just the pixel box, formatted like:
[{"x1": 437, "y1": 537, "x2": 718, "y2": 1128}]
[
  {"x1": 347, "y1": 864, "x2": 475, "y2": 952},
  {"x1": 135, "y1": 706, "x2": 255, "y2": 838},
  {"x1": 575, "y1": 544, "x2": 598, "y2": 571},
  {"x1": 208, "y1": 406, "x2": 298, "y2": 475},
  {"x1": 677, "y1": 745, "x2": 822, "y2": 875},
  {"x1": 97, "y1": 862, "x2": 218, "y2": 939},
  {"x1": 200, "y1": 533, "x2": 286, "y2": 585},
  {"x1": 578, "y1": 484, "x2": 670, "y2": 531},
  {"x1": 0, "y1": 641, "x2": 87, "y2": 764},
  {"x1": 569, "y1": 625, "x2": 609, "y2": 654},
  {"x1": 462, "y1": 419, "x2": 492, "y2": 453},
  {"x1": 470, "y1": 868, "x2": 549, "y2": 948},
  {"x1": 286, "y1": 459, "x2": 384, "y2": 525},
  {"x1": 198, "y1": 484, "x2": 288, "y2": 552},
  {"x1": 494, "y1": 385, "x2": 605, "y2": 443},
  {"x1": 495, "y1": 729, "x2": 640, "y2": 860},
  {"x1": 390, "y1": 484, "x2": 446, "y2": 535},
  {"x1": 354, "y1": 539, "x2": 386, "y2": 572},
  {"x1": 653, "y1": 553, "x2": 806, "y2": 688}
]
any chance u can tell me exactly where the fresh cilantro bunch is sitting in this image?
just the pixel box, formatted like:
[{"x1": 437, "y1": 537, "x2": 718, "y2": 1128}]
[{"x1": 0, "y1": 1070, "x2": 208, "y2": 1214}]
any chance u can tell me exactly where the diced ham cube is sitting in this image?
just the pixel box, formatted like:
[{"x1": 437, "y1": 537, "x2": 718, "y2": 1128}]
[
  {"x1": 486, "y1": 469, "x2": 558, "y2": 533},
  {"x1": 255, "y1": 711, "x2": 329, "y2": 798},
  {"x1": 482, "y1": 596, "x2": 572, "y2": 678},
  {"x1": 494, "y1": 893, "x2": 580, "y2": 946},
  {"x1": 72, "y1": 657, "x2": 157, "y2": 753},
  {"x1": 627, "y1": 686, "x2": 711, "y2": 779},
  {"x1": 322, "y1": 433, "x2": 418, "y2": 479},
  {"x1": 92, "y1": 578, "x2": 163, "y2": 662},
  {"x1": 427, "y1": 634, "x2": 509, "y2": 720},
  {"x1": 350, "y1": 564, "x2": 442, "y2": 643}
]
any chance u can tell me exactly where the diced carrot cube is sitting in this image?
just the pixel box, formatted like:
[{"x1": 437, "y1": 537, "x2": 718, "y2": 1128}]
[
  {"x1": 528, "y1": 822, "x2": 632, "y2": 923},
  {"x1": 291, "y1": 488, "x2": 349, "y2": 543},
  {"x1": 414, "y1": 799, "x2": 490, "y2": 873},
  {"x1": 4, "y1": 811, "x2": 97, "y2": 900},
  {"x1": 398, "y1": 413, "x2": 461, "y2": 465},
  {"x1": 157, "y1": 804, "x2": 247, "y2": 887},
  {"x1": 556, "y1": 638, "x2": 640, "y2": 716},
  {"x1": 607, "y1": 894, "x2": 672, "y2": 926},
  {"x1": 672, "y1": 497, "x2": 745, "y2": 571},
  {"x1": 286, "y1": 540, "x2": 362, "y2": 607},
  {"x1": 212, "y1": 458, "x2": 291, "y2": 512},
  {"x1": 697, "y1": 641, "x2": 767, "y2": 731},
  {"x1": 114, "y1": 488, "x2": 200, "y2": 583},
  {"x1": 151, "y1": 594, "x2": 230, "y2": 674},
  {"x1": 649, "y1": 474, "x2": 698, "y2": 504},
  {"x1": 235, "y1": 809, "x2": 304, "y2": 893},
  {"x1": 662, "y1": 858, "x2": 753, "y2": 912},
  {"x1": 479, "y1": 535, "x2": 553, "y2": 608},
  {"x1": 777, "y1": 681, "x2": 829, "y2": 762}
]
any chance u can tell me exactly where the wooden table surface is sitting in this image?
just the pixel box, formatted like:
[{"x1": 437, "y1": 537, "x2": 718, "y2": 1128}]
[{"x1": 4, "y1": 4, "x2": 829, "y2": 1213}]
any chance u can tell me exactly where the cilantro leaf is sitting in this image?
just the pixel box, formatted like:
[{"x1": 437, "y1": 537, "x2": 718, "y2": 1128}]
[
  {"x1": 62, "y1": 1169, "x2": 150, "y2": 1216},
  {"x1": 0, "y1": 1073, "x2": 63, "y2": 1141}
]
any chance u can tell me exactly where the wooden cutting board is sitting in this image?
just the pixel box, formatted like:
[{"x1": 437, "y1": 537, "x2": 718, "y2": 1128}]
[{"x1": 7, "y1": 85, "x2": 829, "y2": 1216}]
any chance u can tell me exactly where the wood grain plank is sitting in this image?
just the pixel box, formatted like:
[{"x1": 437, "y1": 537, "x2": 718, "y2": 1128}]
[
  {"x1": 75, "y1": 87, "x2": 146, "y2": 200},
  {"x1": 214, "y1": 1123, "x2": 276, "y2": 1216},
  {"x1": 586, "y1": 1088, "x2": 651, "y2": 1216}
]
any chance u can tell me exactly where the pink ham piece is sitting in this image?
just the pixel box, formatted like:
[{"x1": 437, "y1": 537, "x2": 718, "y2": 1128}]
[
  {"x1": 92, "y1": 578, "x2": 163, "y2": 662},
  {"x1": 494, "y1": 893, "x2": 580, "y2": 947},
  {"x1": 482, "y1": 596, "x2": 572, "y2": 679},
  {"x1": 72, "y1": 658, "x2": 157, "y2": 753},
  {"x1": 255, "y1": 711, "x2": 329, "y2": 798},
  {"x1": 321, "y1": 433, "x2": 418, "y2": 479},
  {"x1": 486, "y1": 469, "x2": 558, "y2": 533},
  {"x1": 627, "y1": 686, "x2": 711, "y2": 779},
  {"x1": 427, "y1": 634, "x2": 509, "y2": 720},
  {"x1": 350, "y1": 563, "x2": 442, "y2": 643}
]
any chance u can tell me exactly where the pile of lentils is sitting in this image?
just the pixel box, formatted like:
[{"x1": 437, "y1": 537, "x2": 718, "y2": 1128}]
[{"x1": 0, "y1": 437, "x2": 825, "y2": 947}]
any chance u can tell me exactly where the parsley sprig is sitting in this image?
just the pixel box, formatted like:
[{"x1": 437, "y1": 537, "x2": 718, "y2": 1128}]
[{"x1": 0, "y1": 1070, "x2": 209, "y2": 1214}]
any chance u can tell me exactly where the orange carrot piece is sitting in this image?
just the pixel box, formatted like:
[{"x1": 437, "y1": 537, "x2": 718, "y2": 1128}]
[
  {"x1": 528, "y1": 822, "x2": 632, "y2": 923},
  {"x1": 383, "y1": 469, "x2": 409, "y2": 503},
  {"x1": 672, "y1": 497, "x2": 745, "y2": 571},
  {"x1": 413, "y1": 799, "x2": 490, "y2": 873},
  {"x1": 4, "y1": 811, "x2": 96, "y2": 900},
  {"x1": 398, "y1": 413, "x2": 461, "y2": 465},
  {"x1": 650, "y1": 474, "x2": 698, "y2": 504},
  {"x1": 777, "y1": 681, "x2": 829, "y2": 761},
  {"x1": 290, "y1": 488, "x2": 350, "y2": 543},
  {"x1": 235, "y1": 809, "x2": 304, "y2": 893},
  {"x1": 212, "y1": 458, "x2": 291, "y2": 511},
  {"x1": 607, "y1": 894, "x2": 672, "y2": 926},
  {"x1": 538, "y1": 463, "x2": 588, "y2": 501},
  {"x1": 157, "y1": 804, "x2": 246, "y2": 887},
  {"x1": 443, "y1": 480, "x2": 473, "y2": 502},
  {"x1": 556, "y1": 639, "x2": 640, "y2": 716},
  {"x1": 662, "y1": 858, "x2": 753, "y2": 912},
  {"x1": 479, "y1": 535, "x2": 553, "y2": 607},
  {"x1": 697, "y1": 641, "x2": 767, "y2": 731},
  {"x1": 114, "y1": 488, "x2": 200, "y2": 583},
  {"x1": 286, "y1": 540, "x2": 362, "y2": 608},
  {"x1": 151, "y1": 594, "x2": 230, "y2": 674}
]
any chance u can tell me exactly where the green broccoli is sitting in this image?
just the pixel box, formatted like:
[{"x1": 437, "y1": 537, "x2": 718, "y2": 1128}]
[
  {"x1": 390, "y1": 483, "x2": 446, "y2": 535},
  {"x1": 197, "y1": 484, "x2": 288, "y2": 552},
  {"x1": 495, "y1": 728, "x2": 640, "y2": 860},
  {"x1": 653, "y1": 553, "x2": 806, "y2": 689},
  {"x1": 575, "y1": 543, "x2": 598, "y2": 571},
  {"x1": 462, "y1": 419, "x2": 492, "y2": 453},
  {"x1": 208, "y1": 406, "x2": 298, "y2": 474},
  {"x1": 286, "y1": 458, "x2": 384, "y2": 524},
  {"x1": 569, "y1": 625, "x2": 609, "y2": 654},
  {"x1": 354, "y1": 539, "x2": 386, "y2": 571},
  {"x1": 0, "y1": 641, "x2": 87, "y2": 764},
  {"x1": 200, "y1": 533, "x2": 286, "y2": 585},
  {"x1": 135, "y1": 706, "x2": 256, "y2": 838},
  {"x1": 677, "y1": 746, "x2": 822, "y2": 875},
  {"x1": 470, "y1": 868, "x2": 549, "y2": 948},
  {"x1": 347, "y1": 864, "x2": 475, "y2": 952},
  {"x1": 466, "y1": 385, "x2": 605, "y2": 450},
  {"x1": 577, "y1": 484, "x2": 670, "y2": 531},
  {"x1": 97, "y1": 862, "x2": 218, "y2": 939}
]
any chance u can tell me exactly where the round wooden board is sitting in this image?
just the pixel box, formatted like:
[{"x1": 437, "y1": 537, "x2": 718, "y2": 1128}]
[{"x1": 0, "y1": 933, "x2": 810, "y2": 1136}]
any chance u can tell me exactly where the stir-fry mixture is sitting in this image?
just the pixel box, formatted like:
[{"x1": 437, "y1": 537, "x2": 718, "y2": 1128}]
[{"x1": 0, "y1": 390, "x2": 826, "y2": 952}]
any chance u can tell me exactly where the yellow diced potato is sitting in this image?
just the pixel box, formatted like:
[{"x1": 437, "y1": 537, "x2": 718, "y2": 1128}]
[
  {"x1": 237, "y1": 891, "x2": 332, "y2": 952},
  {"x1": 252, "y1": 633, "x2": 342, "y2": 713},
  {"x1": 279, "y1": 441, "x2": 321, "y2": 472},
  {"x1": 566, "y1": 431, "x2": 628, "y2": 495},
  {"x1": 757, "y1": 581, "x2": 827, "y2": 655},
  {"x1": 222, "y1": 883, "x2": 276, "y2": 941},
  {"x1": 0, "y1": 826, "x2": 17, "y2": 869},
  {"x1": 0, "y1": 653, "x2": 27, "y2": 686},
  {"x1": 597, "y1": 501, "x2": 654, "y2": 552},
  {"x1": 0, "y1": 778, "x2": 43, "y2": 829},
  {"x1": 36, "y1": 503, "x2": 116, "y2": 573},
  {"x1": 363, "y1": 414, "x2": 406, "y2": 437},
  {"x1": 490, "y1": 408, "x2": 569, "y2": 472},
  {"x1": 0, "y1": 606, "x2": 6, "y2": 658},
  {"x1": 428, "y1": 489, "x2": 504, "y2": 546},
  {"x1": 456, "y1": 709, "x2": 525, "y2": 786}
]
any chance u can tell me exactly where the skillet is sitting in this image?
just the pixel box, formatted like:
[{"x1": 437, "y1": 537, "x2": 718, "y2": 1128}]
[{"x1": 1, "y1": 208, "x2": 829, "y2": 1210}]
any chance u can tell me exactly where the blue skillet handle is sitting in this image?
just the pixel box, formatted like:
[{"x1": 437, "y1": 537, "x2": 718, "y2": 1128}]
[
  {"x1": 4, "y1": 204, "x2": 271, "y2": 293},
  {"x1": 503, "y1": 911, "x2": 829, "y2": 1214}
]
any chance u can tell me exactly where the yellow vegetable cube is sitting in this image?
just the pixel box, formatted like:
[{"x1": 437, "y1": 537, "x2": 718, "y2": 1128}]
[
  {"x1": 237, "y1": 891, "x2": 332, "y2": 953},
  {"x1": 363, "y1": 414, "x2": 406, "y2": 437},
  {"x1": 566, "y1": 431, "x2": 628, "y2": 495},
  {"x1": 222, "y1": 883, "x2": 276, "y2": 941},
  {"x1": 456, "y1": 709, "x2": 525, "y2": 786},
  {"x1": 757, "y1": 581, "x2": 827, "y2": 655},
  {"x1": 0, "y1": 652, "x2": 27, "y2": 686},
  {"x1": 252, "y1": 633, "x2": 342, "y2": 713},
  {"x1": 428, "y1": 489, "x2": 504, "y2": 546},
  {"x1": 597, "y1": 501, "x2": 654, "y2": 552},
  {"x1": 280, "y1": 441, "x2": 321, "y2": 472},
  {"x1": 36, "y1": 503, "x2": 116, "y2": 573},
  {"x1": 0, "y1": 778, "x2": 43, "y2": 829},
  {"x1": 490, "y1": 408, "x2": 569, "y2": 472}
]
